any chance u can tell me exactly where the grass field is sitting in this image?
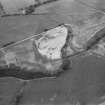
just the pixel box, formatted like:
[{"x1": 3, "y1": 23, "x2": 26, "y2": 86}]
[
  {"x1": 0, "y1": 0, "x2": 105, "y2": 46},
  {"x1": 0, "y1": 1, "x2": 105, "y2": 105}
]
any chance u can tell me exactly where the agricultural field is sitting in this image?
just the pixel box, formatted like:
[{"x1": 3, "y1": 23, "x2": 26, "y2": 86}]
[{"x1": 0, "y1": 0, "x2": 105, "y2": 105}]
